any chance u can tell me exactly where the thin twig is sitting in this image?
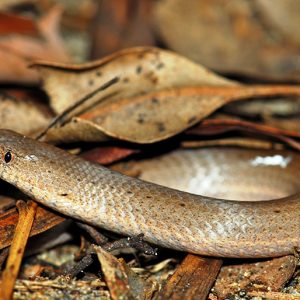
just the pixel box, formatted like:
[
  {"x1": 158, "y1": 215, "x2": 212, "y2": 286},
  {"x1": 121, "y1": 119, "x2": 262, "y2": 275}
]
[
  {"x1": 0, "y1": 200, "x2": 38, "y2": 300},
  {"x1": 60, "y1": 234, "x2": 157, "y2": 278},
  {"x1": 76, "y1": 222, "x2": 108, "y2": 245}
]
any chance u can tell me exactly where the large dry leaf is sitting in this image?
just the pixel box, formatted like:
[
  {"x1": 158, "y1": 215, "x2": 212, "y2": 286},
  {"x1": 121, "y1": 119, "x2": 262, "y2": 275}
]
[
  {"x1": 0, "y1": 6, "x2": 70, "y2": 84},
  {"x1": 34, "y1": 47, "x2": 235, "y2": 114},
  {"x1": 35, "y1": 47, "x2": 300, "y2": 144},
  {"x1": 42, "y1": 85, "x2": 300, "y2": 144}
]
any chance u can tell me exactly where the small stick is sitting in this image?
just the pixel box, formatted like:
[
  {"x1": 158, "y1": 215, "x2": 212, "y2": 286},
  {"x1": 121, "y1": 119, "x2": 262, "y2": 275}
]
[
  {"x1": 76, "y1": 222, "x2": 108, "y2": 245},
  {"x1": 102, "y1": 234, "x2": 157, "y2": 255},
  {"x1": 0, "y1": 200, "x2": 38, "y2": 300},
  {"x1": 61, "y1": 234, "x2": 157, "y2": 278}
]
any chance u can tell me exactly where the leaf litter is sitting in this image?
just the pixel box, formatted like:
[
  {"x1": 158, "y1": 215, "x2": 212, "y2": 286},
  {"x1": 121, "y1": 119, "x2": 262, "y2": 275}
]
[{"x1": 0, "y1": 3, "x2": 300, "y2": 299}]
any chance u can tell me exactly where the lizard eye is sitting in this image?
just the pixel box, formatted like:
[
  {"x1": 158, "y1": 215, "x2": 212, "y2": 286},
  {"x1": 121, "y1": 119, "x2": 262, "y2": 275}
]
[{"x1": 4, "y1": 151, "x2": 13, "y2": 163}]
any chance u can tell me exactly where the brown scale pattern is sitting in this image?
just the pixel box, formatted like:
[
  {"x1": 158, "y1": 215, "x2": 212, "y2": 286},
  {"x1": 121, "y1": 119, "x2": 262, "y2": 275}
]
[{"x1": 0, "y1": 130, "x2": 299, "y2": 257}]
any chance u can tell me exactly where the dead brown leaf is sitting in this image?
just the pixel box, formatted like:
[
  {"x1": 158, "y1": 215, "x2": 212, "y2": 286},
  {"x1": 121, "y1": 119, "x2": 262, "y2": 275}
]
[
  {"x1": 0, "y1": 196, "x2": 16, "y2": 213},
  {"x1": 42, "y1": 85, "x2": 300, "y2": 144},
  {"x1": 213, "y1": 256, "x2": 298, "y2": 299},
  {"x1": 0, "y1": 12, "x2": 38, "y2": 35},
  {"x1": 94, "y1": 245, "x2": 156, "y2": 300},
  {"x1": 81, "y1": 146, "x2": 138, "y2": 165},
  {"x1": 154, "y1": 0, "x2": 300, "y2": 80},
  {"x1": 34, "y1": 47, "x2": 235, "y2": 114},
  {"x1": 0, "y1": 6, "x2": 70, "y2": 84},
  {"x1": 0, "y1": 206, "x2": 65, "y2": 251}
]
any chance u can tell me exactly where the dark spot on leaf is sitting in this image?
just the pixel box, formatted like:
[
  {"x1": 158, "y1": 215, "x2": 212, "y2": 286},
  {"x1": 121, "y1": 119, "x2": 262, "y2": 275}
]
[
  {"x1": 123, "y1": 77, "x2": 129, "y2": 83},
  {"x1": 151, "y1": 76, "x2": 158, "y2": 84},
  {"x1": 137, "y1": 113, "x2": 146, "y2": 124},
  {"x1": 188, "y1": 116, "x2": 197, "y2": 124},
  {"x1": 180, "y1": 203, "x2": 185, "y2": 207},
  {"x1": 127, "y1": 191, "x2": 133, "y2": 194},
  {"x1": 138, "y1": 53, "x2": 145, "y2": 59},
  {"x1": 17, "y1": 248, "x2": 22, "y2": 254},
  {"x1": 151, "y1": 98, "x2": 159, "y2": 104},
  {"x1": 156, "y1": 62, "x2": 164, "y2": 69},
  {"x1": 146, "y1": 195, "x2": 152, "y2": 199},
  {"x1": 136, "y1": 65, "x2": 142, "y2": 74},
  {"x1": 60, "y1": 193, "x2": 68, "y2": 196},
  {"x1": 157, "y1": 122, "x2": 166, "y2": 132},
  {"x1": 274, "y1": 210, "x2": 281, "y2": 213},
  {"x1": 96, "y1": 71, "x2": 102, "y2": 77},
  {"x1": 88, "y1": 79, "x2": 94, "y2": 86}
]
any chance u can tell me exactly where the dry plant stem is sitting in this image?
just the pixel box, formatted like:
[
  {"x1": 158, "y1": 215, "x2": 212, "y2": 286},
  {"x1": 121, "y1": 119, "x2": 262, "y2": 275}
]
[
  {"x1": 76, "y1": 222, "x2": 108, "y2": 245},
  {"x1": 0, "y1": 200, "x2": 37, "y2": 300},
  {"x1": 190, "y1": 118, "x2": 300, "y2": 151},
  {"x1": 102, "y1": 234, "x2": 157, "y2": 255},
  {"x1": 62, "y1": 234, "x2": 156, "y2": 278},
  {"x1": 195, "y1": 118, "x2": 300, "y2": 138},
  {"x1": 62, "y1": 250, "x2": 94, "y2": 278},
  {"x1": 181, "y1": 137, "x2": 283, "y2": 150}
]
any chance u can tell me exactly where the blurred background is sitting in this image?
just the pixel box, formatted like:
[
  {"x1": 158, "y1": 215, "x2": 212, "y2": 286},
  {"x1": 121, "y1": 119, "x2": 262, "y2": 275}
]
[{"x1": 1, "y1": 0, "x2": 300, "y2": 82}]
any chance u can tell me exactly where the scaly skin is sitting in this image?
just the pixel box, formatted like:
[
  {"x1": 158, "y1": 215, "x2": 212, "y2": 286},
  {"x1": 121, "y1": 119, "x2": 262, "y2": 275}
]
[
  {"x1": 0, "y1": 129, "x2": 299, "y2": 257},
  {"x1": 114, "y1": 148, "x2": 300, "y2": 201}
]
